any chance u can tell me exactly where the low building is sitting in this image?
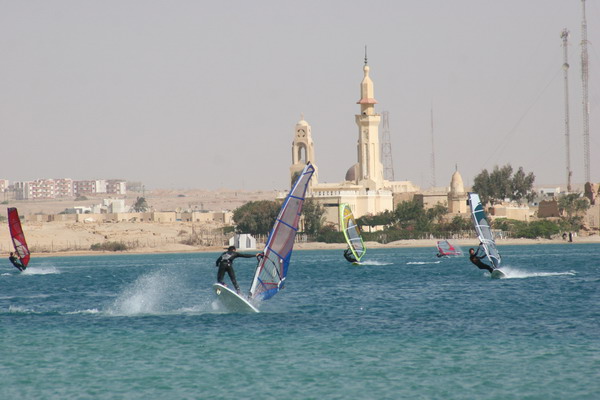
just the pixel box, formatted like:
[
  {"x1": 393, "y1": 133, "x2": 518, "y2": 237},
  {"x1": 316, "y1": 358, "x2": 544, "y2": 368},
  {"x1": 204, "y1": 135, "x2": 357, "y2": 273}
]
[
  {"x1": 74, "y1": 180, "x2": 107, "y2": 197},
  {"x1": 489, "y1": 203, "x2": 531, "y2": 222},
  {"x1": 229, "y1": 233, "x2": 257, "y2": 250},
  {"x1": 181, "y1": 210, "x2": 233, "y2": 224},
  {"x1": 55, "y1": 178, "x2": 74, "y2": 197},
  {"x1": 414, "y1": 191, "x2": 447, "y2": 209},
  {"x1": 584, "y1": 203, "x2": 600, "y2": 230},
  {"x1": 538, "y1": 200, "x2": 561, "y2": 218},
  {"x1": 14, "y1": 181, "x2": 32, "y2": 200},
  {"x1": 107, "y1": 180, "x2": 127, "y2": 195}
]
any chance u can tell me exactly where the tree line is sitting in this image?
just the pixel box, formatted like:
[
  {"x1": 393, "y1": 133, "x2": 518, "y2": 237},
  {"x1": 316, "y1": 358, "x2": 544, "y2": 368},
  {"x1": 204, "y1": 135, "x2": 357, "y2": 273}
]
[{"x1": 230, "y1": 164, "x2": 591, "y2": 242}]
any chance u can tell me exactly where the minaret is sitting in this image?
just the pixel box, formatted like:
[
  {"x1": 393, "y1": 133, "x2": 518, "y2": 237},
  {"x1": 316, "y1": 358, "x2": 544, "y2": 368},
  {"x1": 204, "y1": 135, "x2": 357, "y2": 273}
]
[
  {"x1": 448, "y1": 165, "x2": 467, "y2": 214},
  {"x1": 355, "y1": 51, "x2": 384, "y2": 190},
  {"x1": 290, "y1": 115, "x2": 318, "y2": 188}
]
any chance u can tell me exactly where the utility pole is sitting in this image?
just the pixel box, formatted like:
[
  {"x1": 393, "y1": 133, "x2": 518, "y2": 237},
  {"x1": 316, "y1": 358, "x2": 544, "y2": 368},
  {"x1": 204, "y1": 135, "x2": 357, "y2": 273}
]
[
  {"x1": 430, "y1": 107, "x2": 437, "y2": 188},
  {"x1": 380, "y1": 111, "x2": 395, "y2": 181},
  {"x1": 581, "y1": 0, "x2": 591, "y2": 183},
  {"x1": 562, "y1": 28, "x2": 573, "y2": 192}
]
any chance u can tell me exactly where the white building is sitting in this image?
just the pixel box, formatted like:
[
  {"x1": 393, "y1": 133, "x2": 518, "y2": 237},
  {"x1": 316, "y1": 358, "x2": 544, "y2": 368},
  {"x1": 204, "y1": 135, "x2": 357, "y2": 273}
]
[
  {"x1": 229, "y1": 233, "x2": 257, "y2": 250},
  {"x1": 287, "y1": 60, "x2": 419, "y2": 229},
  {"x1": 73, "y1": 180, "x2": 107, "y2": 197}
]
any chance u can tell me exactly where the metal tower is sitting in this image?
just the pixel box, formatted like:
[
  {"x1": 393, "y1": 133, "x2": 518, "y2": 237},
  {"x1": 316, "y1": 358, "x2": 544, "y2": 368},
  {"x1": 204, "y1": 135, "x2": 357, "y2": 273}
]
[
  {"x1": 581, "y1": 0, "x2": 591, "y2": 183},
  {"x1": 430, "y1": 107, "x2": 437, "y2": 188},
  {"x1": 562, "y1": 28, "x2": 573, "y2": 192},
  {"x1": 380, "y1": 111, "x2": 395, "y2": 181}
]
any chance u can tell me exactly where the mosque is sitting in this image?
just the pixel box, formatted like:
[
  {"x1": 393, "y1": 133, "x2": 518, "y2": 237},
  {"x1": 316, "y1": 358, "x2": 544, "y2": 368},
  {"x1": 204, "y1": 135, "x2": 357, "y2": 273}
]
[{"x1": 288, "y1": 60, "x2": 468, "y2": 229}]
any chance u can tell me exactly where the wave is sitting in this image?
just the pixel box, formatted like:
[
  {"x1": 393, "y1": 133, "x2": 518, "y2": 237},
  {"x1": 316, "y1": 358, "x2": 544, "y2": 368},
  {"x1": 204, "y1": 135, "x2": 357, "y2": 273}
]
[
  {"x1": 106, "y1": 270, "x2": 179, "y2": 315},
  {"x1": 105, "y1": 270, "x2": 218, "y2": 316},
  {"x1": 65, "y1": 309, "x2": 100, "y2": 315},
  {"x1": 497, "y1": 267, "x2": 576, "y2": 279},
  {"x1": 21, "y1": 266, "x2": 60, "y2": 275},
  {"x1": 407, "y1": 261, "x2": 442, "y2": 265},
  {"x1": 357, "y1": 260, "x2": 394, "y2": 266}
]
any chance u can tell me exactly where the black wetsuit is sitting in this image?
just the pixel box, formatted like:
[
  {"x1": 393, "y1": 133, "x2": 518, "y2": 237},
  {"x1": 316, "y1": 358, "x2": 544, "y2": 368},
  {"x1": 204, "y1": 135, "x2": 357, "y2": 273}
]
[
  {"x1": 9, "y1": 255, "x2": 25, "y2": 271},
  {"x1": 343, "y1": 248, "x2": 357, "y2": 263},
  {"x1": 469, "y1": 247, "x2": 493, "y2": 273},
  {"x1": 215, "y1": 250, "x2": 255, "y2": 292}
]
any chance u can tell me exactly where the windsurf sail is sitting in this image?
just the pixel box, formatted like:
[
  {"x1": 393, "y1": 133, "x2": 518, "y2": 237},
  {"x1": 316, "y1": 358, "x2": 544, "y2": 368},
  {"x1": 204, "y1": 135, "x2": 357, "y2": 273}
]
[
  {"x1": 339, "y1": 203, "x2": 366, "y2": 262},
  {"x1": 7, "y1": 207, "x2": 30, "y2": 268},
  {"x1": 248, "y1": 163, "x2": 315, "y2": 301},
  {"x1": 467, "y1": 193, "x2": 501, "y2": 269},
  {"x1": 436, "y1": 240, "x2": 462, "y2": 257}
]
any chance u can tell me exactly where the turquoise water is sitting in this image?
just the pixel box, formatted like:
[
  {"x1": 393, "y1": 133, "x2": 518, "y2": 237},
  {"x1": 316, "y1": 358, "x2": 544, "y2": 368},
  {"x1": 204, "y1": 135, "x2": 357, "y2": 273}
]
[{"x1": 1, "y1": 244, "x2": 599, "y2": 399}]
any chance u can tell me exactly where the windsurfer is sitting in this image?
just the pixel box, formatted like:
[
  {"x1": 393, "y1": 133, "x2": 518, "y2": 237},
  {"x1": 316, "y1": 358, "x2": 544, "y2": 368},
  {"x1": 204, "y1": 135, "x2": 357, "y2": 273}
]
[
  {"x1": 343, "y1": 248, "x2": 357, "y2": 263},
  {"x1": 216, "y1": 246, "x2": 261, "y2": 294},
  {"x1": 8, "y1": 252, "x2": 25, "y2": 271},
  {"x1": 468, "y1": 247, "x2": 493, "y2": 273}
]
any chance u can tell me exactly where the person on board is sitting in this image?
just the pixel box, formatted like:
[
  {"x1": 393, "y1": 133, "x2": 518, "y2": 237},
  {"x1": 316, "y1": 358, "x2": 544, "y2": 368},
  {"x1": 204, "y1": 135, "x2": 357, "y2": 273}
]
[
  {"x1": 468, "y1": 246, "x2": 494, "y2": 273},
  {"x1": 343, "y1": 247, "x2": 357, "y2": 263},
  {"x1": 8, "y1": 252, "x2": 25, "y2": 271},
  {"x1": 215, "y1": 246, "x2": 261, "y2": 294}
]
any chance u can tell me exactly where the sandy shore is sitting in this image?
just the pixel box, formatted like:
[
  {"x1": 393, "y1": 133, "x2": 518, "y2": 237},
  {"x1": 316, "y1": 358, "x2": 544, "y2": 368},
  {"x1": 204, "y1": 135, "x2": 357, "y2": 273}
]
[{"x1": 2, "y1": 220, "x2": 599, "y2": 258}]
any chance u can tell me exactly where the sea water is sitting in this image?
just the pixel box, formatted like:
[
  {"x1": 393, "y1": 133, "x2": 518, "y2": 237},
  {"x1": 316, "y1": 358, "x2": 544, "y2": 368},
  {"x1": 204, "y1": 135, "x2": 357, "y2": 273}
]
[{"x1": 1, "y1": 244, "x2": 598, "y2": 399}]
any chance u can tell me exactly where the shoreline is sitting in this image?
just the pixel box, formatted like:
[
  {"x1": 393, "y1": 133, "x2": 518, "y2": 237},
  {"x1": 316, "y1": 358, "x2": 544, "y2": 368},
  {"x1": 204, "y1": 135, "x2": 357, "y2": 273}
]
[{"x1": 26, "y1": 235, "x2": 600, "y2": 258}]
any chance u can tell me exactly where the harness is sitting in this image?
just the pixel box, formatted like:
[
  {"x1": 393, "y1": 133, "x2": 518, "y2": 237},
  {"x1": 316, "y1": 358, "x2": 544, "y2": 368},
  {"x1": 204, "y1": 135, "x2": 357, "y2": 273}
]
[{"x1": 218, "y1": 252, "x2": 234, "y2": 267}]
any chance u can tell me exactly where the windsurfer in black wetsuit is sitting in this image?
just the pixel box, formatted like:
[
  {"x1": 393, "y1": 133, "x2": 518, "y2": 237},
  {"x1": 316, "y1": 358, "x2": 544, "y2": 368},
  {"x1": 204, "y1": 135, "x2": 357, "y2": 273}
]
[
  {"x1": 468, "y1": 246, "x2": 493, "y2": 273},
  {"x1": 215, "y1": 246, "x2": 261, "y2": 294},
  {"x1": 8, "y1": 252, "x2": 25, "y2": 271},
  {"x1": 343, "y1": 247, "x2": 357, "y2": 263}
]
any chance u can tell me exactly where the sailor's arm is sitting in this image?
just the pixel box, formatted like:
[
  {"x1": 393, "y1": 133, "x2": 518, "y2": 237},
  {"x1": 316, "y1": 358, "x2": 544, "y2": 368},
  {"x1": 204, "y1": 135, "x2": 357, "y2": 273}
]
[{"x1": 233, "y1": 252, "x2": 257, "y2": 259}]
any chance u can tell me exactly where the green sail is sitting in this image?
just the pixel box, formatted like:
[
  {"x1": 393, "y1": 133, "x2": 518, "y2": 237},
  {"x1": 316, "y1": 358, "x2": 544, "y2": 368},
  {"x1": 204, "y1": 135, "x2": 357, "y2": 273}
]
[{"x1": 339, "y1": 203, "x2": 366, "y2": 262}]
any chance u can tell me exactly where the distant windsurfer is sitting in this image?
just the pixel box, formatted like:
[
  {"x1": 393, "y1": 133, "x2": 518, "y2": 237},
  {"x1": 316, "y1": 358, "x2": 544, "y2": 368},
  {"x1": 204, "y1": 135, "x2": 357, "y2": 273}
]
[
  {"x1": 468, "y1": 246, "x2": 493, "y2": 273},
  {"x1": 8, "y1": 252, "x2": 25, "y2": 271},
  {"x1": 343, "y1": 248, "x2": 357, "y2": 263},
  {"x1": 216, "y1": 246, "x2": 261, "y2": 294}
]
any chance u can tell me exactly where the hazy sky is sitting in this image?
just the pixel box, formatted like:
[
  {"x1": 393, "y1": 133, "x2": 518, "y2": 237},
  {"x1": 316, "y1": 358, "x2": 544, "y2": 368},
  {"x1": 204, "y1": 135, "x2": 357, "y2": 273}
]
[{"x1": 1, "y1": 0, "x2": 598, "y2": 191}]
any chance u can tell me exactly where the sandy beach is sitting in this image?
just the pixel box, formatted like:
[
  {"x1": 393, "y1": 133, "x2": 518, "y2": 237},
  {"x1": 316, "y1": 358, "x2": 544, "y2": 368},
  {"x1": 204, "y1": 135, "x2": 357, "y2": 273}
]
[
  {"x1": 3, "y1": 189, "x2": 599, "y2": 259},
  {"x1": 2, "y1": 218, "x2": 599, "y2": 259}
]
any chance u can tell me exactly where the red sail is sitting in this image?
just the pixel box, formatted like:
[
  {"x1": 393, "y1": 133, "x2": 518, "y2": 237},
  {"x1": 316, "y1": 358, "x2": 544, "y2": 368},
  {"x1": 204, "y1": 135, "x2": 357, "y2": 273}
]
[{"x1": 7, "y1": 208, "x2": 30, "y2": 267}]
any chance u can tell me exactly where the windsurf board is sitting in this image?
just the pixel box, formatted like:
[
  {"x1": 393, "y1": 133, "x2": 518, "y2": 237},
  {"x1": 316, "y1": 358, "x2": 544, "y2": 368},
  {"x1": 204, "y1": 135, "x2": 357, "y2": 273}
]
[
  {"x1": 213, "y1": 283, "x2": 259, "y2": 313},
  {"x1": 491, "y1": 269, "x2": 506, "y2": 279}
]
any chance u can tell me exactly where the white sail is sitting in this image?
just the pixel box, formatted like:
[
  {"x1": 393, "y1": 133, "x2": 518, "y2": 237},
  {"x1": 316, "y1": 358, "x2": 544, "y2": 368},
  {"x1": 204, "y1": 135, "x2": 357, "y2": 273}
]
[
  {"x1": 467, "y1": 193, "x2": 501, "y2": 269},
  {"x1": 248, "y1": 163, "x2": 315, "y2": 301}
]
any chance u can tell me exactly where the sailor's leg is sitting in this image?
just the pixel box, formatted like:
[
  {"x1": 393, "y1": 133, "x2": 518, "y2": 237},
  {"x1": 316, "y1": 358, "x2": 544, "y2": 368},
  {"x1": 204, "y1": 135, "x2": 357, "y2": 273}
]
[
  {"x1": 478, "y1": 264, "x2": 494, "y2": 273},
  {"x1": 217, "y1": 265, "x2": 226, "y2": 284},
  {"x1": 226, "y1": 266, "x2": 241, "y2": 293}
]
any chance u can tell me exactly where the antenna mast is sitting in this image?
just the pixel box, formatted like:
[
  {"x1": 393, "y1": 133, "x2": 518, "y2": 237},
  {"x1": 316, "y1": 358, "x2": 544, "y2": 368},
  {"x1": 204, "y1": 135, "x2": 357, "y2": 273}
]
[
  {"x1": 381, "y1": 111, "x2": 395, "y2": 181},
  {"x1": 562, "y1": 28, "x2": 573, "y2": 192},
  {"x1": 430, "y1": 107, "x2": 437, "y2": 188},
  {"x1": 581, "y1": 0, "x2": 591, "y2": 183}
]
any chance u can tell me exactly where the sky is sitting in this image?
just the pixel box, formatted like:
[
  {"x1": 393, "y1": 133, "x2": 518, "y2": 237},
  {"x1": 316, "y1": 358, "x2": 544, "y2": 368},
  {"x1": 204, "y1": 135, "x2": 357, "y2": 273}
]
[{"x1": 1, "y1": 0, "x2": 599, "y2": 191}]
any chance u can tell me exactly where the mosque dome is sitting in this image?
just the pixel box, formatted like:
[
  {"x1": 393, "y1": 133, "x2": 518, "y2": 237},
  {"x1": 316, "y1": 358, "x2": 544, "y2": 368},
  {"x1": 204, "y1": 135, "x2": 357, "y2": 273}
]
[
  {"x1": 450, "y1": 169, "x2": 464, "y2": 194},
  {"x1": 345, "y1": 164, "x2": 358, "y2": 182}
]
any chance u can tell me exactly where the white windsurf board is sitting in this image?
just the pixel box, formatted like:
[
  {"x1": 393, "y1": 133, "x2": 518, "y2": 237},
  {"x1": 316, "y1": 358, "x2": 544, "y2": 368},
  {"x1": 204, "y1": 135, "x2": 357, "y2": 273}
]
[
  {"x1": 213, "y1": 283, "x2": 259, "y2": 313},
  {"x1": 491, "y1": 269, "x2": 506, "y2": 279}
]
